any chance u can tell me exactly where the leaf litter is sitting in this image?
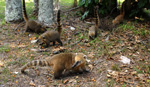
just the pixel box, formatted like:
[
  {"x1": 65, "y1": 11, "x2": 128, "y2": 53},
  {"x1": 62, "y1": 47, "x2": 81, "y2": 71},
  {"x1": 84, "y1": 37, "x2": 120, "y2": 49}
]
[{"x1": 0, "y1": 6, "x2": 150, "y2": 87}]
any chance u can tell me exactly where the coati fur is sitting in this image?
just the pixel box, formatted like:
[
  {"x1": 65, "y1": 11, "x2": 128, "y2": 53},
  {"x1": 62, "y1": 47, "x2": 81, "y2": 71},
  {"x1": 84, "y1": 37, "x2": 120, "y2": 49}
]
[
  {"x1": 112, "y1": 1, "x2": 126, "y2": 26},
  {"x1": 37, "y1": 10, "x2": 62, "y2": 48},
  {"x1": 22, "y1": 0, "x2": 46, "y2": 33},
  {"x1": 88, "y1": 6, "x2": 99, "y2": 40},
  {"x1": 21, "y1": 53, "x2": 89, "y2": 79}
]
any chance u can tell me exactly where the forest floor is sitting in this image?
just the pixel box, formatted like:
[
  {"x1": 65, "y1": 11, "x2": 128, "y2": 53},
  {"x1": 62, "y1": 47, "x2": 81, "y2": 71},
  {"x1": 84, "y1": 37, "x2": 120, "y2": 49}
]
[{"x1": 0, "y1": 0, "x2": 150, "y2": 87}]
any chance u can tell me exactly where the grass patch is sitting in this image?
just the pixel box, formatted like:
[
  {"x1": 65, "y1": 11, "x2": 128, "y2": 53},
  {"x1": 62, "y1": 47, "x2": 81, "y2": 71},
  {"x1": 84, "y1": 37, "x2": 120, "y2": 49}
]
[
  {"x1": 60, "y1": 0, "x2": 74, "y2": 7},
  {"x1": 0, "y1": 45, "x2": 11, "y2": 53},
  {"x1": 112, "y1": 64, "x2": 120, "y2": 71},
  {"x1": 0, "y1": 0, "x2": 5, "y2": 25},
  {"x1": 115, "y1": 22, "x2": 150, "y2": 37}
]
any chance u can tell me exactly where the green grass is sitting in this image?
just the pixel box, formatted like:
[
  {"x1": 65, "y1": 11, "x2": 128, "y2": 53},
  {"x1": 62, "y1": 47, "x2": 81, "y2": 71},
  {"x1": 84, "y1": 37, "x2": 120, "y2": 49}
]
[
  {"x1": 112, "y1": 64, "x2": 120, "y2": 71},
  {"x1": 0, "y1": 0, "x2": 5, "y2": 25},
  {"x1": 0, "y1": 45, "x2": 11, "y2": 53},
  {"x1": 60, "y1": 0, "x2": 74, "y2": 7},
  {"x1": 115, "y1": 22, "x2": 150, "y2": 37}
]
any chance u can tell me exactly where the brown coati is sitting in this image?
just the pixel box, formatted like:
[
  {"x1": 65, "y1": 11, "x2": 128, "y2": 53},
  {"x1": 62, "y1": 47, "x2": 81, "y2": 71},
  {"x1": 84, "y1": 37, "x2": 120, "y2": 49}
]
[
  {"x1": 37, "y1": 10, "x2": 62, "y2": 48},
  {"x1": 88, "y1": 6, "x2": 99, "y2": 40},
  {"x1": 21, "y1": 53, "x2": 89, "y2": 79},
  {"x1": 112, "y1": 1, "x2": 126, "y2": 26},
  {"x1": 22, "y1": 0, "x2": 46, "y2": 33}
]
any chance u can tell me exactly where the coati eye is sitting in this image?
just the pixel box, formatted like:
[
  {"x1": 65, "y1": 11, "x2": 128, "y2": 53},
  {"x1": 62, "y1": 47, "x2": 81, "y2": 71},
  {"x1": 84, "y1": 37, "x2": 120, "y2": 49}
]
[{"x1": 83, "y1": 55, "x2": 87, "y2": 59}]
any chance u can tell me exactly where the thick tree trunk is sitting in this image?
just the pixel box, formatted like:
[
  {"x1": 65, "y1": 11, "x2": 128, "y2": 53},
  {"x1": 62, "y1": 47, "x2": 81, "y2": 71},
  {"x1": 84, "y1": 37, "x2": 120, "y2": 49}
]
[
  {"x1": 73, "y1": 0, "x2": 77, "y2": 7},
  {"x1": 33, "y1": 0, "x2": 39, "y2": 16},
  {"x1": 38, "y1": 0, "x2": 54, "y2": 26},
  {"x1": 5, "y1": 0, "x2": 23, "y2": 23}
]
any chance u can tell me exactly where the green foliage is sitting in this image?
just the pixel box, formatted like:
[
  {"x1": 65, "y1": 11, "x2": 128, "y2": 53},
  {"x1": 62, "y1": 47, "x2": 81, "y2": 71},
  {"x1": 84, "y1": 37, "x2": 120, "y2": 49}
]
[
  {"x1": 130, "y1": 0, "x2": 150, "y2": 17},
  {"x1": 0, "y1": 45, "x2": 10, "y2": 53},
  {"x1": 79, "y1": 0, "x2": 114, "y2": 19}
]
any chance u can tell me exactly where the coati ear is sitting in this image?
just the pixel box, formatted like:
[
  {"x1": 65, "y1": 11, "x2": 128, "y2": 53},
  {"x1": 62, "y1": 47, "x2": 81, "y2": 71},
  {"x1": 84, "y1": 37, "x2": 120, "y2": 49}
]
[{"x1": 72, "y1": 61, "x2": 81, "y2": 68}]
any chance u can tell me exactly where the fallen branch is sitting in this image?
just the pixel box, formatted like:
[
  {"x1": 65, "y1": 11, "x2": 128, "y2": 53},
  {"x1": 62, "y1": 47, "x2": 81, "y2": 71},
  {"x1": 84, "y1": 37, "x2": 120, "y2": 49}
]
[
  {"x1": 67, "y1": 39, "x2": 83, "y2": 47},
  {"x1": 63, "y1": 6, "x2": 81, "y2": 13},
  {"x1": 14, "y1": 21, "x2": 25, "y2": 31}
]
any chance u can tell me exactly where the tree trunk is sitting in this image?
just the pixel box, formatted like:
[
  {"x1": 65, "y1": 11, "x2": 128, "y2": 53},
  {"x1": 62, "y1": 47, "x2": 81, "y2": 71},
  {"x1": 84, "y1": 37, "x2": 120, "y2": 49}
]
[
  {"x1": 109, "y1": 0, "x2": 117, "y2": 13},
  {"x1": 73, "y1": 0, "x2": 77, "y2": 7},
  {"x1": 5, "y1": 0, "x2": 23, "y2": 23},
  {"x1": 33, "y1": 0, "x2": 39, "y2": 16},
  {"x1": 38, "y1": 0, "x2": 54, "y2": 26}
]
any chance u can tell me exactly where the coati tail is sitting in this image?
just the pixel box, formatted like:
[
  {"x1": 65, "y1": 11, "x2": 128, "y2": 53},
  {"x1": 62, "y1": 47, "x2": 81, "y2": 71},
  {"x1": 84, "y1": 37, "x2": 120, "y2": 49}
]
[
  {"x1": 57, "y1": 10, "x2": 62, "y2": 34},
  {"x1": 120, "y1": 1, "x2": 126, "y2": 15},
  {"x1": 22, "y1": 0, "x2": 28, "y2": 22},
  {"x1": 95, "y1": 6, "x2": 99, "y2": 28},
  {"x1": 21, "y1": 60, "x2": 49, "y2": 73}
]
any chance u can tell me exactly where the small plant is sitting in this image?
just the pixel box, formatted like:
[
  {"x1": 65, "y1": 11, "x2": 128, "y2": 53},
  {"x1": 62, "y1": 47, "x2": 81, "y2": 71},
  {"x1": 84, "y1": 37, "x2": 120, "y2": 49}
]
[
  {"x1": 112, "y1": 64, "x2": 120, "y2": 71},
  {"x1": 0, "y1": 45, "x2": 11, "y2": 53}
]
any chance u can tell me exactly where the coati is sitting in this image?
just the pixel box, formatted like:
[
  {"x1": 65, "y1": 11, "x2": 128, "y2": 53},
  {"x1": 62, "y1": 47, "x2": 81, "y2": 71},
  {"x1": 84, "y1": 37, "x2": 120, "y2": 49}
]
[
  {"x1": 21, "y1": 53, "x2": 89, "y2": 79},
  {"x1": 22, "y1": 0, "x2": 46, "y2": 33},
  {"x1": 112, "y1": 1, "x2": 126, "y2": 26},
  {"x1": 88, "y1": 6, "x2": 99, "y2": 40},
  {"x1": 37, "y1": 10, "x2": 62, "y2": 47}
]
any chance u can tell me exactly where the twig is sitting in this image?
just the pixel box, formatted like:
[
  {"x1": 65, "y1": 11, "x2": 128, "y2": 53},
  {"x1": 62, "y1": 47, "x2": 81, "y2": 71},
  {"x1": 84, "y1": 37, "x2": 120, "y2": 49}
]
[
  {"x1": 14, "y1": 21, "x2": 25, "y2": 31},
  {"x1": 63, "y1": 6, "x2": 81, "y2": 13},
  {"x1": 67, "y1": 39, "x2": 83, "y2": 47}
]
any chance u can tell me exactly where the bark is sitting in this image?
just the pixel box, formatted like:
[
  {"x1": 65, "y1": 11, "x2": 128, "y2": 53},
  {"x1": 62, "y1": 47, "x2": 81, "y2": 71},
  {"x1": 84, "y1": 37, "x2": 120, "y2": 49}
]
[
  {"x1": 38, "y1": 0, "x2": 54, "y2": 26},
  {"x1": 5, "y1": 0, "x2": 23, "y2": 23},
  {"x1": 73, "y1": 0, "x2": 77, "y2": 7},
  {"x1": 33, "y1": 0, "x2": 39, "y2": 16},
  {"x1": 109, "y1": 0, "x2": 117, "y2": 13}
]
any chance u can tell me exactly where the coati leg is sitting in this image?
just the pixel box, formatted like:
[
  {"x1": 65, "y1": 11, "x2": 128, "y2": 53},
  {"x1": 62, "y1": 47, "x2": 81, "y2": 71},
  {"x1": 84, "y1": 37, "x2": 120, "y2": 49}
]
[
  {"x1": 81, "y1": 65, "x2": 89, "y2": 73},
  {"x1": 53, "y1": 65, "x2": 64, "y2": 79},
  {"x1": 53, "y1": 41, "x2": 56, "y2": 46},
  {"x1": 73, "y1": 67, "x2": 83, "y2": 74},
  {"x1": 25, "y1": 25, "x2": 30, "y2": 32},
  {"x1": 56, "y1": 39, "x2": 63, "y2": 46},
  {"x1": 95, "y1": 31, "x2": 97, "y2": 37},
  {"x1": 44, "y1": 43, "x2": 49, "y2": 48}
]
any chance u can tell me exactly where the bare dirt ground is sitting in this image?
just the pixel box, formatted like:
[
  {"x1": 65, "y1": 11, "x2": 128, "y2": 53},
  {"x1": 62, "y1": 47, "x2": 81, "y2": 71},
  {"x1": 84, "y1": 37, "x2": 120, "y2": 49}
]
[{"x1": 0, "y1": 9, "x2": 150, "y2": 87}]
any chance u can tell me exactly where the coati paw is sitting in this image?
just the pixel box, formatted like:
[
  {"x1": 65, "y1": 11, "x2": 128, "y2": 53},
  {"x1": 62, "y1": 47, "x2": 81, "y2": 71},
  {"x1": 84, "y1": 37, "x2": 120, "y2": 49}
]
[
  {"x1": 84, "y1": 69, "x2": 90, "y2": 73},
  {"x1": 21, "y1": 70, "x2": 28, "y2": 75},
  {"x1": 54, "y1": 76, "x2": 61, "y2": 79}
]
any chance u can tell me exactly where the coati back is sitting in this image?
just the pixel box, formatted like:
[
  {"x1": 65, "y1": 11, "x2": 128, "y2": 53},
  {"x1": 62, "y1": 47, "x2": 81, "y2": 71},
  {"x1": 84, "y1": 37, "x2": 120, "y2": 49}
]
[
  {"x1": 22, "y1": 0, "x2": 46, "y2": 33},
  {"x1": 21, "y1": 53, "x2": 89, "y2": 79},
  {"x1": 37, "y1": 10, "x2": 63, "y2": 48},
  {"x1": 88, "y1": 6, "x2": 99, "y2": 40},
  {"x1": 112, "y1": 1, "x2": 126, "y2": 26}
]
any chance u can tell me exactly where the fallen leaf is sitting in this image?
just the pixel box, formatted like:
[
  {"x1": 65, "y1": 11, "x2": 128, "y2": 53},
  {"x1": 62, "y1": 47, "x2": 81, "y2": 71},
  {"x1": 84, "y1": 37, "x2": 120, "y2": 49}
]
[
  {"x1": 69, "y1": 79, "x2": 77, "y2": 83},
  {"x1": 38, "y1": 85, "x2": 46, "y2": 87},
  {"x1": 119, "y1": 56, "x2": 130, "y2": 64},
  {"x1": 29, "y1": 80, "x2": 36, "y2": 86},
  {"x1": 88, "y1": 64, "x2": 93, "y2": 70},
  {"x1": 0, "y1": 61, "x2": 4, "y2": 67},
  {"x1": 31, "y1": 39, "x2": 38, "y2": 43},
  {"x1": 63, "y1": 79, "x2": 69, "y2": 84},
  {"x1": 138, "y1": 74, "x2": 145, "y2": 80},
  {"x1": 18, "y1": 45, "x2": 27, "y2": 48},
  {"x1": 70, "y1": 26, "x2": 75, "y2": 31},
  {"x1": 131, "y1": 71, "x2": 137, "y2": 75},
  {"x1": 86, "y1": 43, "x2": 90, "y2": 47}
]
